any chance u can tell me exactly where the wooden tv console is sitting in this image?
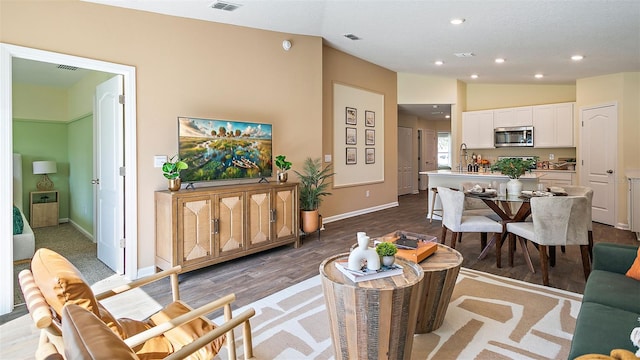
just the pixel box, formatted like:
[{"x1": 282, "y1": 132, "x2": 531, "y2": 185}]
[{"x1": 155, "y1": 182, "x2": 299, "y2": 273}]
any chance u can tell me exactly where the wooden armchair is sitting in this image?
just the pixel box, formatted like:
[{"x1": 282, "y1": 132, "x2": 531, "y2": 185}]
[{"x1": 19, "y1": 248, "x2": 254, "y2": 360}]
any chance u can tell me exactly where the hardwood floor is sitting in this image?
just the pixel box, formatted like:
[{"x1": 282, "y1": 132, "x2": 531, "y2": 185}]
[{"x1": 4, "y1": 190, "x2": 638, "y2": 321}]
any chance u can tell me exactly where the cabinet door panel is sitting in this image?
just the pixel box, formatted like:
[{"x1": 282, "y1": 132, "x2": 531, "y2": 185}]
[
  {"x1": 247, "y1": 190, "x2": 272, "y2": 247},
  {"x1": 216, "y1": 192, "x2": 245, "y2": 255},
  {"x1": 179, "y1": 198, "x2": 212, "y2": 264},
  {"x1": 532, "y1": 105, "x2": 555, "y2": 147},
  {"x1": 275, "y1": 187, "x2": 296, "y2": 239}
]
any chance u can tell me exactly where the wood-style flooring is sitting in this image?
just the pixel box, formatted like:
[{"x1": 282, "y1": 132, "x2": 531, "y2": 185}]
[{"x1": 5, "y1": 190, "x2": 638, "y2": 320}]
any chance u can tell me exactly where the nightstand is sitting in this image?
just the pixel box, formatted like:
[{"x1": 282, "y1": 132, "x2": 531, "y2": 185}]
[{"x1": 30, "y1": 190, "x2": 59, "y2": 228}]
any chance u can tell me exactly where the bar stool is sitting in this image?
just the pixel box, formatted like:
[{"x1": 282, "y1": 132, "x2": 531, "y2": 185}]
[{"x1": 429, "y1": 187, "x2": 443, "y2": 223}]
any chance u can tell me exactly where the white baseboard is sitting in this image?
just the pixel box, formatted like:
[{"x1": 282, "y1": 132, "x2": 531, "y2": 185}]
[
  {"x1": 322, "y1": 201, "x2": 399, "y2": 224},
  {"x1": 136, "y1": 265, "x2": 157, "y2": 278},
  {"x1": 68, "y1": 219, "x2": 95, "y2": 242}
]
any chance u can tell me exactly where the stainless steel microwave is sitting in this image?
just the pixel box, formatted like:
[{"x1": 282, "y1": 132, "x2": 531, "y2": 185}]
[{"x1": 494, "y1": 126, "x2": 534, "y2": 147}]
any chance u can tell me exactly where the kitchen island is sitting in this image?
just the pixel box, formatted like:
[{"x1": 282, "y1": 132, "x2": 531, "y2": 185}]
[{"x1": 419, "y1": 170, "x2": 544, "y2": 221}]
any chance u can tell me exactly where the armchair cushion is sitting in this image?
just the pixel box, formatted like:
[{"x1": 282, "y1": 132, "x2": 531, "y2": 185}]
[{"x1": 62, "y1": 304, "x2": 139, "y2": 360}]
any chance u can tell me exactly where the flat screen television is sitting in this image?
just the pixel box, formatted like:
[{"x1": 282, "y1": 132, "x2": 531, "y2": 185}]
[{"x1": 178, "y1": 116, "x2": 273, "y2": 184}]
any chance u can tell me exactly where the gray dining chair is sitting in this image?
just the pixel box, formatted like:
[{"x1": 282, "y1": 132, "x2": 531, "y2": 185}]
[
  {"x1": 563, "y1": 185, "x2": 594, "y2": 259},
  {"x1": 437, "y1": 187, "x2": 503, "y2": 259},
  {"x1": 506, "y1": 195, "x2": 591, "y2": 286}
]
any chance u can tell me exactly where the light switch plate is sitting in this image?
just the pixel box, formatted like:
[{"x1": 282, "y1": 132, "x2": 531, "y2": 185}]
[
  {"x1": 154, "y1": 155, "x2": 168, "y2": 168},
  {"x1": 324, "y1": 154, "x2": 332, "y2": 162}
]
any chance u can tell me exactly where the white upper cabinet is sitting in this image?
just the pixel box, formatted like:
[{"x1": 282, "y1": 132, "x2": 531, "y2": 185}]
[
  {"x1": 462, "y1": 110, "x2": 494, "y2": 149},
  {"x1": 493, "y1": 106, "x2": 533, "y2": 128},
  {"x1": 533, "y1": 102, "x2": 574, "y2": 148}
]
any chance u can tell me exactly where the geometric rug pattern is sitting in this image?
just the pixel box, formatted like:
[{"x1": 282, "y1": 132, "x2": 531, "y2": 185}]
[{"x1": 215, "y1": 267, "x2": 583, "y2": 359}]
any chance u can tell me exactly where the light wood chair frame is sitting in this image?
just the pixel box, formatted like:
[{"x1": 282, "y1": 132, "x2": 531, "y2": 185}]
[{"x1": 19, "y1": 265, "x2": 255, "y2": 360}]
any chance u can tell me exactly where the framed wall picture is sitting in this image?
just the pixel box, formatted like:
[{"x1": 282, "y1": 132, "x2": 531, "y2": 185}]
[
  {"x1": 346, "y1": 107, "x2": 357, "y2": 125},
  {"x1": 346, "y1": 147, "x2": 357, "y2": 164},
  {"x1": 346, "y1": 127, "x2": 357, "y2": 145},
  {"x1": 365, "y1": 148, "x2": 375, "y2": 164},
  {"x1": 365, "y1": 129, "x2": 375, "y2": 145},
  {"x1": 365, "y1": 110, "x2": 375, "y2": 127}
]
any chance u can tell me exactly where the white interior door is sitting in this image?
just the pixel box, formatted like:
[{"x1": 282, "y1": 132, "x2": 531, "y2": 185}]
[
  {"x1": 418, "y1": 129, "x2": 437, "y2": 191},
  {"x1": 95, "y1": 75, "x2": 125, "y2": 273},
  {"x1": 580, "y1": 103, "x2": 617, "y2": 225},
  {"x1": 398, "y1": 126, "x2": 413, "y2": 195}
]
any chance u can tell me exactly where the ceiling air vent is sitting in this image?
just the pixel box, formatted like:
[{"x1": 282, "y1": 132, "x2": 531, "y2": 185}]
[
  {"x1": 343, "y1": 34, "x2": 361, "y2": 41},
  {"x1": 57, "y1": 64, "x2": 78, "y2": 71},
  {"x1": 210, "y1": 1, "x2": 242, "y2": 11},
  {"x1": 454, "y1": 52, "x2": 475, "y2": 58}
]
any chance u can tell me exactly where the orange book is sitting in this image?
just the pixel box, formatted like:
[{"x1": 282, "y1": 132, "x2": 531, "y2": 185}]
[{"x1": 376, "y1": 231, "x2": 438, "y2": 263}]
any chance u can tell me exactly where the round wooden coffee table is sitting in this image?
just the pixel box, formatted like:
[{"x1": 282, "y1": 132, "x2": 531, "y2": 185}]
[
  {"x1": 320, "y1": 253, "x2": 424, "y2": 360},
  {"x1": 414, "y1": 243, "x2": 463, "y2": 333}
]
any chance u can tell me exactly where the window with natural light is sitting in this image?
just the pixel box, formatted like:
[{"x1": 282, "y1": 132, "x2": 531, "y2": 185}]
[{"x1": 438, "y1": 132, "x2": 451, "y2": 169}]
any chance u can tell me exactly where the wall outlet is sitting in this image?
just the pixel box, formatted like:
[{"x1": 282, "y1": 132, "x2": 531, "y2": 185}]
[
  {"x1": 549, "y1": 153, "x2": 555, "y2": 160},
  {"x1": 366, "y1": 190, "x2": 370, "y2": 197}
]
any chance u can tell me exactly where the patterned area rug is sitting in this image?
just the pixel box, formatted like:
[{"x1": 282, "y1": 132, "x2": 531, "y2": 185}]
[{"x1": 215, "y1": 267, "x2": 583, "y2": 360}]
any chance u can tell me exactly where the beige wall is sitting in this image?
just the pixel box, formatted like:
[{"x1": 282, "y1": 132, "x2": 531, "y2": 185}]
[
  {"x1": 322, "y1": 46, "x2": 398, "y2": 218},
  {"x1": 576, "y1": 72, "x2": 640, "y2": 227},
  {"x1": 13, "y1": 83, "x2": 67, "y2": 121},
  {"x1": 466, "y1": 83, "x2": 576, "y2": 110},
  {"x1": 2, "y1": 1, "x2": 323, "y2": 271}
]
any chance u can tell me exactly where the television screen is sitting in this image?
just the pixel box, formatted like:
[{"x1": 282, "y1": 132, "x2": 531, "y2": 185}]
[{"x1": 178, "y1": 117, "x2": 273, "y2": 183}]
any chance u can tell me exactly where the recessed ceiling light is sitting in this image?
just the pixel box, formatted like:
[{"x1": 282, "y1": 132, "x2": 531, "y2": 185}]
[
  {"x1": 495, "y1": 58, "x2": 505, "y2": 64},
  {"x1": 571, "y1": 55, "x2": 584, "y2": 61},
  {"x1": 535, "y1": 73, "x2": 544, "y2": 79},
  {"x1": 450, "y1": 18, "x2": 465, "y2": 25},
  {"x1": 445, "y1": 115, "x2": 451, "y2": 119},
  {"x1": 470, "y1": 74, "x2": 479, "y2": 79},
  {"x1": 434, "y1": 60, "x2": 444, "y2": 66}
]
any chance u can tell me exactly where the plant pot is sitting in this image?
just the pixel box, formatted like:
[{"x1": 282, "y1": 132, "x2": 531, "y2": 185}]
[
  {"x1": 301, "y1": 209, "x2": 319, "y2": 233},
  {"x1": 506, "y1": 178, "x2": 522, "y2": 196},
  {"x1": 277, "y1": 171, "x2": 288, "y2": 183},
  {"x1": 381, "y1": 255, "x2": 395, "y2": 267},
  {"x1": 168, "y1": 178, "x2": 181, "y2": 191}
]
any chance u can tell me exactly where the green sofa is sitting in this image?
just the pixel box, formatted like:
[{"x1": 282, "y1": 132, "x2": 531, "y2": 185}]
[{"x1": 568, "y1": 243, "x2": 640, "y2": 359}]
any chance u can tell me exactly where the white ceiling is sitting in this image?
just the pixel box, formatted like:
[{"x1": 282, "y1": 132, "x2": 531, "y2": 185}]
[{"x1": 13, "y1": 0, "x2": 640, "y2": 120}]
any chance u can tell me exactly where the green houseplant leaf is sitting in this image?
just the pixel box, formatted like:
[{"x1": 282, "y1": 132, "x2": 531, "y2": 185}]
[
  {"x1": 162, "y1": 155, "x2": 189, "y2": 180},
  {"x1": 293, "y1": 157, "x2": 335, "y2": 211},
  {"x1": 375, "y1": 242, "x2": 398, "y2": 256},
  {"x1": 490, "y1": 157, "x2": 538, "y2": 179},
  {"x1": 275, "y1": 155, "x2": 292, "y2": 172}
]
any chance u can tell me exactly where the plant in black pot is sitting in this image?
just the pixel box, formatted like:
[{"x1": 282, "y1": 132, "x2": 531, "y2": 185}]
[{"x1": 294, "y1": 157, "x2": 334, "y2": 233}]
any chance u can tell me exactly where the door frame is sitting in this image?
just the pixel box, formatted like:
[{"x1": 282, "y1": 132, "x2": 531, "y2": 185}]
[{"x1": 0, "y1": 43, "x2": 138, "y2": 315}]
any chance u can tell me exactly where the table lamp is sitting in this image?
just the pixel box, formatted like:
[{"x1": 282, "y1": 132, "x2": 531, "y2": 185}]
[{"x1": 33, "y1": 160, "x2": 57, "y2": 191}]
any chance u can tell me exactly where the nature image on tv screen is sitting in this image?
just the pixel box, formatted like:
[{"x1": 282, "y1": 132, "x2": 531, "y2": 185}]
[{"x1": 178, "y1": 117, "x2": 273, "y2": 182}]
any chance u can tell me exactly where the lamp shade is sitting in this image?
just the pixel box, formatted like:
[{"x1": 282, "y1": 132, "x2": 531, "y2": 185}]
[{"x1": 33, "y1": 161, "x2": 57, "y2": 175}]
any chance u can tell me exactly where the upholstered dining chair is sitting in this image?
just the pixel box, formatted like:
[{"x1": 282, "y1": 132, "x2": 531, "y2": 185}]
[
  {"x1": 437, "y1": 186, "x2": 503, "y2": 258},
  {"x1": 19, "y1": 248, "x2": 255, "y2": 360},
  {"x1": 460, "y1": 182, "x2": 502, "y2": 221},
  {"x1": 506, "y1": 196, "x2": 591, "y2": 286},
  {"x1": 563, "y1": 185, "x2": 594, "y2": 258}
]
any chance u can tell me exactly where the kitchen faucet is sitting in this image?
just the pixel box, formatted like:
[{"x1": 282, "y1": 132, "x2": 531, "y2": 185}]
[{"x1": 458, "y1": 143, "x2": 468, "y2": 171}]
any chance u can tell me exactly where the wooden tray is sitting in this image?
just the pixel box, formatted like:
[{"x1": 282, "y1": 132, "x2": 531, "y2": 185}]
[{"x1": 376, "y1": 230, "x2": 438, "y2": 263}]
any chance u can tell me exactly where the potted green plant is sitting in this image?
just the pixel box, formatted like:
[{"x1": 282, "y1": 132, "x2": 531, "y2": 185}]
[
  {"x1": 162, "y1": 155, "x2": 188, "y2": 191},
  {"x1": 490, "y1": 157, "x2": 538, "y2": 195},
  {"x1": 274, "y1": 154, "x2": 292, "y2": 183},
  {"x1": 293, "y1": 157, "x2": 334, "y2": 233},
  {"x1": 376, "y1": 242, "x2": 398, "y2": 266}
]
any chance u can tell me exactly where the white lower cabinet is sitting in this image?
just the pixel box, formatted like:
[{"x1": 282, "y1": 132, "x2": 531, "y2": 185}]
[{"x1": 535, "y1": 171, "x2": 574, "y2": 186}]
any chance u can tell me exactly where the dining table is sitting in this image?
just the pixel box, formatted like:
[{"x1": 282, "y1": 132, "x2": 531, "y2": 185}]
[{"x1": 465, "y1": 192, "x2": 535, "y2": 272}]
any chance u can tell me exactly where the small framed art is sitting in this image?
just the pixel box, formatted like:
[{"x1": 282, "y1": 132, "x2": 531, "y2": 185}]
[
  {"x1": 365, "y1": 148, "x2": 375, "y2": 164},
  {"x1": 346, "y1": 147, "x2": 357, "y2": 164},
  {"x1": 365, "y1": 110, "x2": 375, "y2": 127},
  {"x1": 365, "y1": 129, "x2": 375, "y2": 145},
  {"x1": 346, "y1": 107, "x2": 357, "y2": 125},
  {"x1": 346, "y1": 127, "x2": 357, "y2": 145}
]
